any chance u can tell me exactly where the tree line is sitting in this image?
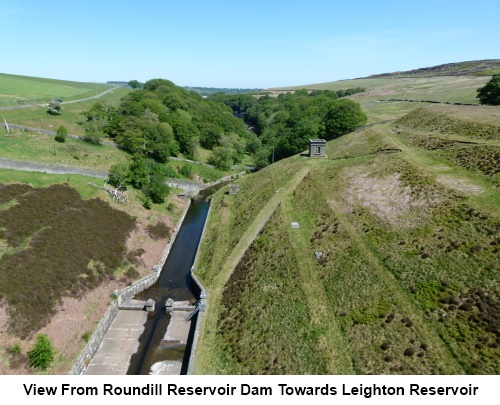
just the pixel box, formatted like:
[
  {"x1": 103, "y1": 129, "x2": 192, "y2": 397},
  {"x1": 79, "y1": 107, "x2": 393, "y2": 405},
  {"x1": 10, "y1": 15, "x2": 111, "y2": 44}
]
[
  {"x1": 81, "y1": 78, "x2": 258, "y2": 206},
  {"x1": 210, "y1": 88, "x2": 367, "y2": 163}
]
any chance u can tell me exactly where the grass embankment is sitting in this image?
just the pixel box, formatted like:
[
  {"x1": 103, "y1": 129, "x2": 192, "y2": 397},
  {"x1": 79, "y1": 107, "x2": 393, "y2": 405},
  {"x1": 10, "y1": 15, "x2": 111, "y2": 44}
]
[
  {"x1": 0, "y1": 130, "x2": 129, "y2": 172},
  {"x1": 195, "y1": 105, "x2": 499, "y2": 375}
]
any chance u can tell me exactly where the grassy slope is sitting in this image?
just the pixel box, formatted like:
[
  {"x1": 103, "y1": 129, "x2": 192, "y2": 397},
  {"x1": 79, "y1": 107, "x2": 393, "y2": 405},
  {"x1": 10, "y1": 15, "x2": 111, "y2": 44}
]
[
  {"x1": 195, "y1": 103, "x2": 499, "y2": 374},
  {"x1": 0, "y1": 129, "x2": 129, "y2": 172},
  {"x1": 1, "y1": 87, "x2": 131, "y2": 135},
  {"x1": 0, "y1": 73, "x2": 113, "y2": 107},
  {"x1": 273, "y1": 61, "x2": 495, "y2": 124}
]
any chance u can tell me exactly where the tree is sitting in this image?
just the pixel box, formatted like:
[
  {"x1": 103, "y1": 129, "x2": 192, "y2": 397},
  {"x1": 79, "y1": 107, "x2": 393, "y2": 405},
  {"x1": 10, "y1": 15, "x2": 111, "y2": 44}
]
[
  {"x1": 55, "y1": 125, "x2": 68, "y2": 143},
  {"x1": 323, "y1": 99, "x2": 367, "y2": 139},
  {"x1": 208, "y1": 146, "x2": 233, "y2": 170},
  {"x1": 477, "y1": 74, "x2": 500, "y2": 105},
  {"x1": 253, "y1": 147, "x2": 271, "y2": 168},
  {"x1": 141, "y1": 161, "x2": 170, "y2": 204},
  {"x1": 47, "y1": 101, "x2": 62, "y2": 115},
  {"x1": 82, "y1": 102, "x2": 112, "y2": 144},
  {"x1": 108, "y1": 161, "x2": 130, "y2": 187},
  {"x1": 128, "y1": 80, "x2": 141, "y2": 89},
  {"x1": 27, "y1": 334, "x2": 55, "y2": 371}
]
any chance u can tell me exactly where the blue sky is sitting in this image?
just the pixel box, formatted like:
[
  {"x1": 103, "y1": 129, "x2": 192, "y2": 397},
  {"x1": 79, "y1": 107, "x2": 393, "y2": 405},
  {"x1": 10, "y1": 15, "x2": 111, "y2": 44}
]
[{"x1": 1, "y1": 0, "x2": 499, "y2": 88}]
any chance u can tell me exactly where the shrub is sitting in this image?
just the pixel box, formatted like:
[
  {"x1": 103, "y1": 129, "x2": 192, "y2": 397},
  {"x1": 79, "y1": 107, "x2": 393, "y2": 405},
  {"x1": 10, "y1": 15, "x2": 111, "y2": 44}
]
[
  {"x1": 55, "y1": 125, "x2": 68, "y2": 143},
  {"x1": 403, "y1": 347, "x2": 415, "y2": 357},
  {"x1": 47, "y1": 102, "x2": 62, "y2": 115},
  {"x1": 27, "y1": 334, "x2": 55, "y2": 371},
  {"x1": 179, "y1": 163, "x2": 193, "y2": 178},
  {"x1": 140, "y1": 195, "x2": 152, "y2": 209},
  {"x1": 8, "y1": 343, "x2": 21, "y2": 356}
]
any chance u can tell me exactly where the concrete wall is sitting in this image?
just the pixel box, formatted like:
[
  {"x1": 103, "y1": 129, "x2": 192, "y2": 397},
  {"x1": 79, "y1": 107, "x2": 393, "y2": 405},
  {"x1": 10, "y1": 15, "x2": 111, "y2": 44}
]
[
  {"x1": 70, "y1": 199, "x2": 192, "y2": 375},
  {"x1": 185, "y1": 197, "x2": 213, "y2": 374},
  {"x1": 167, "y1": 179, "x2": 203, "y2": 192},
  {"x1": 166, "y1": 171, "x2": 246, "y2": 193}
]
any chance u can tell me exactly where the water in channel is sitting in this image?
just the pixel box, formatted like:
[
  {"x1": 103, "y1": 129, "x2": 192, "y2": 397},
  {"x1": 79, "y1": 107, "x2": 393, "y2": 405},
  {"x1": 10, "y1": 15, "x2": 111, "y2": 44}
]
[{"x1": 127, "y1": 195, "x2": 211, "y2": 375}]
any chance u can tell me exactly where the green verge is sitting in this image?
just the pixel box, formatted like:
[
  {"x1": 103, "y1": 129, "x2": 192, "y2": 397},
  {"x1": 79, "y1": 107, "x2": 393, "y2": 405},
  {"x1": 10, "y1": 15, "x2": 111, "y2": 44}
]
[
  {"x1": 0, "y1": 130, "x2": 128, "y2": 172},
  {"x1": 1, "y1": 88, "x2": 131, "y2": 136}
]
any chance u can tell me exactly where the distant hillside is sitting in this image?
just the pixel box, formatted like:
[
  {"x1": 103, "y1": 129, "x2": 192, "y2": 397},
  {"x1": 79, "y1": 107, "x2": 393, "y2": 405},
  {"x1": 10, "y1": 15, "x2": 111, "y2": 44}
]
[
  {"x1": 365, "y1": 59, "x2": 500, "y2": 78},
  {"x1": 0, "y1": 73, "x2": 113, "y2": 107},
  {"x1": 184, "y1": 86, "x2": 263, "y2": 96}
]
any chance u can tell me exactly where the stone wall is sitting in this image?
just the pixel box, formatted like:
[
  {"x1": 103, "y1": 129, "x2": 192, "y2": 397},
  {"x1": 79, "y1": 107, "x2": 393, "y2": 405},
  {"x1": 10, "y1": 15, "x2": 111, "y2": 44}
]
[{"x1": 69, "y1": 199, "x2": 192, "y2": 375}]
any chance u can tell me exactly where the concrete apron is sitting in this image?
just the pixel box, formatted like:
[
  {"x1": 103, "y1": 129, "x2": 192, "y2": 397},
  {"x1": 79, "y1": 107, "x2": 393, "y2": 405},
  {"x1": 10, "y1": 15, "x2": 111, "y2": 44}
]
[
  {"x1": 84, "y1": 310, "x2": 148, "y2": 375},
  {"x1": 150, "y1": 302, "x2": 193, "y2": 375},
  {"x1": 85, "y1": 303, "x2": 193, "y2": 375}
]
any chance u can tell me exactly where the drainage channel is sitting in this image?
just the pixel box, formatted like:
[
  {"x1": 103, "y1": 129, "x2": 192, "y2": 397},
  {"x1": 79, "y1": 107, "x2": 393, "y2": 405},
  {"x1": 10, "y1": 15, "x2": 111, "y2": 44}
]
[{"x1": 127, "y1": 198, "x2": 210, "y2": 375}]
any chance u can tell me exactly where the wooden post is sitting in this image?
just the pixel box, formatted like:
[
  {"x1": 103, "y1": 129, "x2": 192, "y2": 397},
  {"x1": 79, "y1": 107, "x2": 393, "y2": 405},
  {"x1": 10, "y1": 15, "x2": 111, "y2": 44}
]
[{"x1": 3, "y1": 117, "x2": 9, "y2": 133}]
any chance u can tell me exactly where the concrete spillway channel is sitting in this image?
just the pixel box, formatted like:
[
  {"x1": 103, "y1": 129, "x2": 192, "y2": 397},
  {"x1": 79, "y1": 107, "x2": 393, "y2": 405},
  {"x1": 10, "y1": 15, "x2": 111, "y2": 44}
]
[{"x1": 83, "y1": 198, "x2": 211, "y2": 375}]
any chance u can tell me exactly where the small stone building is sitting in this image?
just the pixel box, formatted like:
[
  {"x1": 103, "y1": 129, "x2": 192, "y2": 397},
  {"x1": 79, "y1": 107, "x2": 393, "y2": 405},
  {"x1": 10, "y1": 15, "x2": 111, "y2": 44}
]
[
  {"x1": 229, "y1": 184, "x2": 239, "y2": 194},
  {"x1": 309, "y1": 139, "x2": 326, "y2": 157}
]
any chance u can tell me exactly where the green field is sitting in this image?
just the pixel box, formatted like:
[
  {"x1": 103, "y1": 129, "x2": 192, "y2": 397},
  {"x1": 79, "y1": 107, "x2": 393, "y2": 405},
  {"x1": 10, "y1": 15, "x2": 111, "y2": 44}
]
[
  {"x1": 0, "y1": 129, "x2": 129, "y2": 172},
  {"x1": 1, "y1": 87, "x2": 131, "y2": 135},
  {"x1": 0, "y1": 73, "x2": 114, "y2": 107}
]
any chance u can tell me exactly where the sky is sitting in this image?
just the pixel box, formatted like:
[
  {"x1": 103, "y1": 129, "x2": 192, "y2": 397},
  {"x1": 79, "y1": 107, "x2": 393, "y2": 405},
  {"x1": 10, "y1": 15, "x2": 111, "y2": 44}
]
[{"x1": 1, "y1": 0, "x2": 499, "y2": 88}]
